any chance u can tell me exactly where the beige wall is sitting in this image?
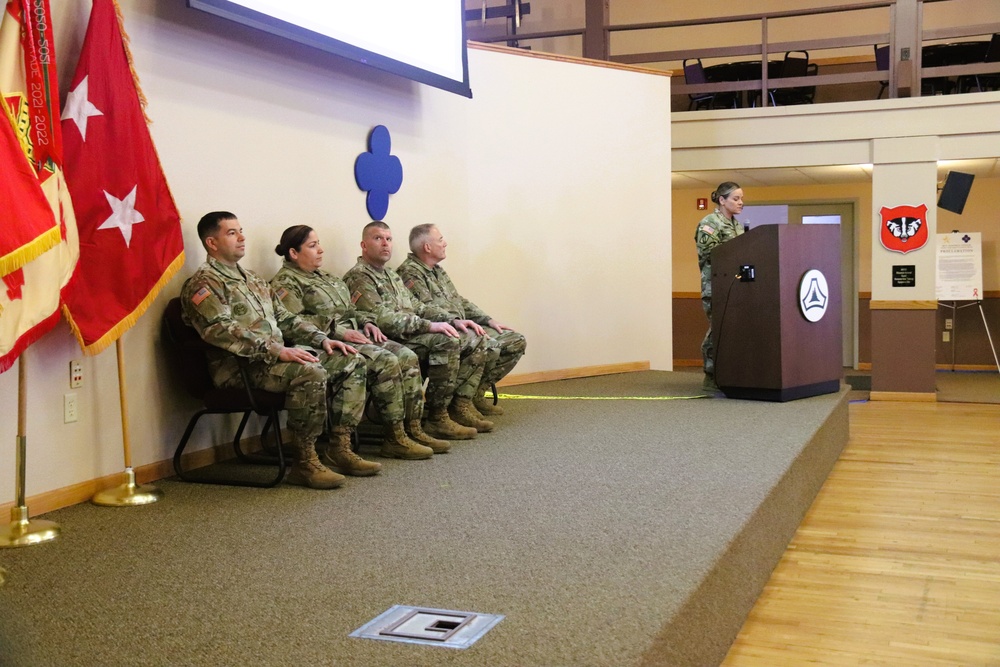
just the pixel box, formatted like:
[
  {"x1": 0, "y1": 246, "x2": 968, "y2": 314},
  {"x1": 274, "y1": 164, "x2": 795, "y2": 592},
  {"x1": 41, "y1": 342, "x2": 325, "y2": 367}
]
[{"x1": 0, "y1": 1, "x2": 672, "y2": 505}]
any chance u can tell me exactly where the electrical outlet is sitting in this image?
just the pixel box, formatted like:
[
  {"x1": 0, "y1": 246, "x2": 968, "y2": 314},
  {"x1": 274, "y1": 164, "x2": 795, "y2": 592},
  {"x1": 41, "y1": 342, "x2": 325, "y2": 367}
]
[
  {"x1": 944, "y1": 318, "x2": 953, "y2": 330},
  {"x1": 942, "y1": 331, "x2": 951, "y2": 343},
  {"x1": 70, "y1": 360, "x2": 83, "y2": 388},
  {"x1": 64, "y1": 393, "x2": 78, "y2": 423}
]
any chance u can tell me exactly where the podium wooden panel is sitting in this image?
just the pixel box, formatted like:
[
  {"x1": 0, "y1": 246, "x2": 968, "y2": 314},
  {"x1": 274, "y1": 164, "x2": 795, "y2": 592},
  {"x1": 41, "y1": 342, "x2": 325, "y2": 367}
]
[{"x1": 710, "y1": 224, "x2": 842, "y2": 401}]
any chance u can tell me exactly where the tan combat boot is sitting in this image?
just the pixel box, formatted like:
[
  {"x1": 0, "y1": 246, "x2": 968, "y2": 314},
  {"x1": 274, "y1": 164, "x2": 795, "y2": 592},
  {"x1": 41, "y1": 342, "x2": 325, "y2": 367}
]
[
  {"x1": 423, "y1": 406, "x2": 478, "y2": 440},
  {"x1": 473, "y1": 381, "x2": 503, "y2": 416},
  {"x1": 286, "y1": 440, "x2": 345, "y2": 489},
  {"x1": 406, "y1": 418, "x2": 451, "y2": 454},
  {"x1": 473, "y1": 393, "x2": 504, "y2": 416},
  {"x1": 449, "y1": 397, "x2": 495, "y2": 433},
  {"x1": 380, "y1": 421, "x2": 434, "y2": 460},
  {"x1": 322, "y1": 426, "x2": 382, "y2": 476}
]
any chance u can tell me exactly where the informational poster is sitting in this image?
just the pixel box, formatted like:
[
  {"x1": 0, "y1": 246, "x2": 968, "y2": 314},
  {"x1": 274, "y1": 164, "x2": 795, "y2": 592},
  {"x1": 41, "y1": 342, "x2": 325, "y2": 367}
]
[{"x1": 936, "y1": 232, "x2": 983, "y2": 301}]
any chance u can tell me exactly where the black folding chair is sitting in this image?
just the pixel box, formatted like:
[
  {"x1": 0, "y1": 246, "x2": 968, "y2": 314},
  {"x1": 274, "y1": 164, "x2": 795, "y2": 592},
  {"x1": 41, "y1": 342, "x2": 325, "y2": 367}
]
[
  {"x1": 684, "y1": 58, "x2": 717, "y2": 111},
  {"x1": 162, "y1": 297, "x2": 288, "y2": 487},
  {"x1": 769, "y1": 51, "x2": 817, "y2": 105},
  {"x1": 875, "y1": 44, "x2": 890, "y2": 98},
  {"x1": 960, "y1": 33, "x2": 1000, "y2": 93}
]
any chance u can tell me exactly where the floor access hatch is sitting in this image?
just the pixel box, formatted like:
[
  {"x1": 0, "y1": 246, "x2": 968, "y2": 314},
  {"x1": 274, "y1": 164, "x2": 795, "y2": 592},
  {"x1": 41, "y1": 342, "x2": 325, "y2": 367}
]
[{"x1": 350, "y1": 605, "x2": 504, "y2": 649}]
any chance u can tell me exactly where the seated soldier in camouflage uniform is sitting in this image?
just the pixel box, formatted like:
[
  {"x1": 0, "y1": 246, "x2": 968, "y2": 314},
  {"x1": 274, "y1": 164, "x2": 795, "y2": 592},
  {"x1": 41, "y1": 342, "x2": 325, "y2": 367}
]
[
  {"x1": 181, "y1": 212, "x2": 367, "y2": 489},
  {"x1": 398, "y1": 224, "x2": 526, "y2": 417},
  {"x1": 270, "y1": 225, "x2": 450, "y2": 463},
  {"x1": 343, "y1": 221, "x2": 490, "y2": 439}
]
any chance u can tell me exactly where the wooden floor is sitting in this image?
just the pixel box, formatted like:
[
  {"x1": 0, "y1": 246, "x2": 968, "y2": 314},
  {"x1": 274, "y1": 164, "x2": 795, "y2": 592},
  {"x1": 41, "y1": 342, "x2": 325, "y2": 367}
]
[{"x1": 721, "y1": 399, "x2": 1000, "y2": 667}]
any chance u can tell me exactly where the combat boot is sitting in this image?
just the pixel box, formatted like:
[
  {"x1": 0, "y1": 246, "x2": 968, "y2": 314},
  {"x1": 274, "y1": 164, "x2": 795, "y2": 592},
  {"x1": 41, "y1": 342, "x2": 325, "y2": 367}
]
[
  {"x1": 472, "y1": 382, "x2": 503, "y2": 417},
  {"x1": 380, "y1": 421, "x2": 434, "y2": 460},
  {"x1": 322, "y1": 426, "x2": 382, "y2": 476},
  {"x1": 286, "y1": 441, "x2": 345, "y2": 489},
  {"x1": 473, "y1": 393, "x2": 504, "y2": 416},
  {"x1": 406, "y1": 418, "x2": 451, "y2": 454},
  {"x1": 423, "y1": 406, "x2": 478, "y2": 440},
  {"x1": 449, "y1": 397, "x2": 495, "y2": 433}
]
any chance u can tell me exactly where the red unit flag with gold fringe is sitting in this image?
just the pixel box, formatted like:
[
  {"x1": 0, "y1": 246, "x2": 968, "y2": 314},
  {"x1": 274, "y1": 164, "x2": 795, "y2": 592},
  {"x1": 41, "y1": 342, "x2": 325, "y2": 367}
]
[
  {"x1": 61, "y1": 0, "x2": 184, "y2": 355},
  {"x1": 0, "y1": 0, "x2": 79, "y2": 373}
]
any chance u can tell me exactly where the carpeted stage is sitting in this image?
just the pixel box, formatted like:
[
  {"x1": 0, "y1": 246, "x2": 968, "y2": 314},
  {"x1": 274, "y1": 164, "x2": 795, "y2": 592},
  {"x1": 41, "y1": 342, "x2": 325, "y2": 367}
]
[{"x1": 0, "y1": 371, "x2": 849, "y2": 667}]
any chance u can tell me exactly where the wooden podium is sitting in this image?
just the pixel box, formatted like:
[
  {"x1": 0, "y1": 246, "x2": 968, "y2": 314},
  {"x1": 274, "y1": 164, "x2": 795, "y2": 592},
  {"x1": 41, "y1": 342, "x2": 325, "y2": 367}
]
[{"x1": 710, "y1": 224, "x2": 843, "y2": 401}]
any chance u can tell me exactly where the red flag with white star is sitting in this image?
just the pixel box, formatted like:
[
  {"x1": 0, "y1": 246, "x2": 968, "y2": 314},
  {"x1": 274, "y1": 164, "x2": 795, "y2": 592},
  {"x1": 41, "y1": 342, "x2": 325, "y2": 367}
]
[{"x1": 61, "y1": 0, "x2": 184, "y2": 354}]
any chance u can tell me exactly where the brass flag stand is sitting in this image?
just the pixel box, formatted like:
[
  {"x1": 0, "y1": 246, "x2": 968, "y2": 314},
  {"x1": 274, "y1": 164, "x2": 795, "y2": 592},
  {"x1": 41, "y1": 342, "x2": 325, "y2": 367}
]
[
  {"x1": 91, "y1": 339, "x2": 162, "y2": 506},
  {"x1": 0, "y1": 357, "x2": 60, "y2": 548}
]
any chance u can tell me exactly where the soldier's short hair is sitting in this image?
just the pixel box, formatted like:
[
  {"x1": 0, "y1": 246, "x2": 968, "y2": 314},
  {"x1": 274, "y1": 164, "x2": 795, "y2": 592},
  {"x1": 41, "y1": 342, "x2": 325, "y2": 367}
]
[
  {"x1": 197, "y1": 211, "x2": 237, "y2": 246},
  {"x1": 408, "y1": 223, "x2": 437, "y2": 254},
  {"x1": 275, "y1": 225, "x2": 314, "y2": 260},
  {"x1": 362, "y1": 220, "x2": 390, "y2": 239}
]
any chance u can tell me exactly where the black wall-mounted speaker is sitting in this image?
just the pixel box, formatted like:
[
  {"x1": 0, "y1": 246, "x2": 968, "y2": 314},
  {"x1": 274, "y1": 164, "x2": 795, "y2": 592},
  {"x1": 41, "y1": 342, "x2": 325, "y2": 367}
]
[{"x1": 938, "y1": 171, "x2": 975, "y2": 215}]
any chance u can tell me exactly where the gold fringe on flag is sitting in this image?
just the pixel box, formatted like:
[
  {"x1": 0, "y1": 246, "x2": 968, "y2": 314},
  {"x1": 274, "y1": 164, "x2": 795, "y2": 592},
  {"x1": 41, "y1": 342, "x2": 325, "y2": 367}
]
[
  {"x1": 62, "y1": 250, "x2": 185, "y2": 356},
  {"x1": 0, "y1": 225, "x2": 60, "y2": 278},
  {"x1": 111, "y1": 0, "x2": 150, "y2": 123},
  {"x1": 110, "y1": 0, "x2": 183, "y2": 219}
]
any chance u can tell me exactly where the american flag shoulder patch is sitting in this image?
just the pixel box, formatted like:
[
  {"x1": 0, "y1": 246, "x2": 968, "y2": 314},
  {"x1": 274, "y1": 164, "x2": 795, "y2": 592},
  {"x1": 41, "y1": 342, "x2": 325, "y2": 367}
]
[
  {"x1": 350, "y1": 290, "x2": 362, "y2": 304},
  {"x1": 700, "y1": 225, "x2": 716, "y2": 236},
  {"x1": 404, "y1": 279, "x2": 415, "y2": 290},
  {"x1": 275, "y1": 287, "x2": 288, "y2": 300},
  {"x1": 192, "y1": 287, "x2": 211, "y2": 306}
]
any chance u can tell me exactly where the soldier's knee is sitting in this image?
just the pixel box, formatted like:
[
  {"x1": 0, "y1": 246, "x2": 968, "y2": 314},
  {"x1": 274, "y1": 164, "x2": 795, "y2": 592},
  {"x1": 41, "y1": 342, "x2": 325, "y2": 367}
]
[
  {"x1": 433, "y1": 335, "x2": 460, "y2": 354},
  {"x1": 370, "y1": 349, "x2": 401, "y2": 374},
  {"x1": 299, "y1": 362, "x2": 327, "y2": 385},
  {"x1": 396, "y1": 346, "x2": 419, "y2": 367}
]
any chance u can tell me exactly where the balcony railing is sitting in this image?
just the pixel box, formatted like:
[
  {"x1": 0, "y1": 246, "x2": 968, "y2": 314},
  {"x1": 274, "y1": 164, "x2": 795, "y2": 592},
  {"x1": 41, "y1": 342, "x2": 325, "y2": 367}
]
[{"x1": 467, "y1": 0, "x2": 1000, "y2": 107}]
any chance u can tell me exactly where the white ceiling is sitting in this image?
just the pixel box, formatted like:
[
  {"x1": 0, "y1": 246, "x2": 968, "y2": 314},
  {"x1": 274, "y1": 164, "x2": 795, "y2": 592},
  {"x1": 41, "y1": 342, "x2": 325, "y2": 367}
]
[{"x1": 672, "y1": 158, "x2": 1000, "y2": 189}]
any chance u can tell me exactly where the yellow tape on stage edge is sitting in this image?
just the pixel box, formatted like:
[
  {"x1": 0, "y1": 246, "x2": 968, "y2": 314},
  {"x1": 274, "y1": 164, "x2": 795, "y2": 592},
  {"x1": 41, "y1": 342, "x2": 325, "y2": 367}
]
[{"x1": 495, "y1": 393, "x2": 710, "y2": 401}]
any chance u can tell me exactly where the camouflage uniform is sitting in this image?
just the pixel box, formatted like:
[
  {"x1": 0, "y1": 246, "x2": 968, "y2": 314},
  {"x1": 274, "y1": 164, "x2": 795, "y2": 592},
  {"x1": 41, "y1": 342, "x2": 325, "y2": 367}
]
[
  {"x1": 397, "y1": 253, "x2": 526, "y2": 387},
  {"x1": 694, "y1": 210, "x2": 744, "y2": 375},
  {"x1": 270, "y1": 261, "x2": 422, "y2": 423},
  {"x1": 343, "y1": 257, "x2": 488, "y2": 408},
  {"x1": 180, "y1": 258, "x2": 366, "y2": 447}
]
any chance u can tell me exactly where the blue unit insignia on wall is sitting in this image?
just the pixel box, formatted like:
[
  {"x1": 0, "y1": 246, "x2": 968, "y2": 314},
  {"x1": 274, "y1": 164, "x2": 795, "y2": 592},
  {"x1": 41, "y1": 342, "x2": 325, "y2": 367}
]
[{"x1": 355, "y1": 125, "x2": 403, "y2": 221}]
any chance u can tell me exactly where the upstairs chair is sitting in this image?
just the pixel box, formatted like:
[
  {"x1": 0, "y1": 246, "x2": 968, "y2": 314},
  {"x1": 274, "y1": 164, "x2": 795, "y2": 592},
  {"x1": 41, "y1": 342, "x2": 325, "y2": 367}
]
[
  {"x1": 683, "y1": 58, "x2": 717, "y2": 111},
  {"x1": 959, "y1": 33, "x2": 1000, "y2": 93},
  {"x1": 162, "y1": 297, "x2": 288, "y2": 487},
  {"x1": 874, "y1": 44, "x2": 890, "y2": 98},
  {"x1": 920, "y1": 44, "x2": 956, "y2": 95},
  {"x1": 769, "y1": 51, "x2": 816, "y2": 105}
]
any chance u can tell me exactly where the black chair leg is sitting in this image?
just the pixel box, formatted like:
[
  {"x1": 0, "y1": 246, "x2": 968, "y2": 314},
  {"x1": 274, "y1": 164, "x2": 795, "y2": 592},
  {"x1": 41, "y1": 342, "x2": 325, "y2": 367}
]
[{"x1": 172, "y1": 409, "x2": 286, "y2": 488}]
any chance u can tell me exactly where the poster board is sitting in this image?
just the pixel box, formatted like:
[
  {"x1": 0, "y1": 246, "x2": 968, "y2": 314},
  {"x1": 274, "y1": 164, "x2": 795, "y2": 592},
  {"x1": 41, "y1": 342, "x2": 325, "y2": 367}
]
[{"x1": 936, "y1": 232, "x2": 983, "y2": 301}]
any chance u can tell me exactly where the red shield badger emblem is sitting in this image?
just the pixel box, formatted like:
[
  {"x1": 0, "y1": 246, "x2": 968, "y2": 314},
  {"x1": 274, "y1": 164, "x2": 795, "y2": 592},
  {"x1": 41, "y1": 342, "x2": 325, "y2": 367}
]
[{"x1": 880, "y1": 204, "x2": 928, "y2": 254}]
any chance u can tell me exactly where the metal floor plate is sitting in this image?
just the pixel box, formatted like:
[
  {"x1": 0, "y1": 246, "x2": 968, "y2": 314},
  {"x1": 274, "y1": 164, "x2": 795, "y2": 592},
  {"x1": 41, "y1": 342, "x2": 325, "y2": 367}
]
[{"x1": 351, "y1": 605, "x2": 504, "y2": 649}]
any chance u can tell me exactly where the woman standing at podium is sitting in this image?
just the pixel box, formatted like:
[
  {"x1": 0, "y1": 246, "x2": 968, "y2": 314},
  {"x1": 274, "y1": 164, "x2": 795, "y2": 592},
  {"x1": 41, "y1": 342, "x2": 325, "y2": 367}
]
[{"x1": 695, "y1": 181, "x2": 744, "y2": 393}]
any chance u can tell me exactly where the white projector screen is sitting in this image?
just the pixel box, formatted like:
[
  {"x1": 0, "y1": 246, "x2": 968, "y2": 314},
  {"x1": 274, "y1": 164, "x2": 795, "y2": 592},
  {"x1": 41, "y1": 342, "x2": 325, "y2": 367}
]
[{"x1": 188, "y1": 0, "x2": 472, "y2": 98}]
